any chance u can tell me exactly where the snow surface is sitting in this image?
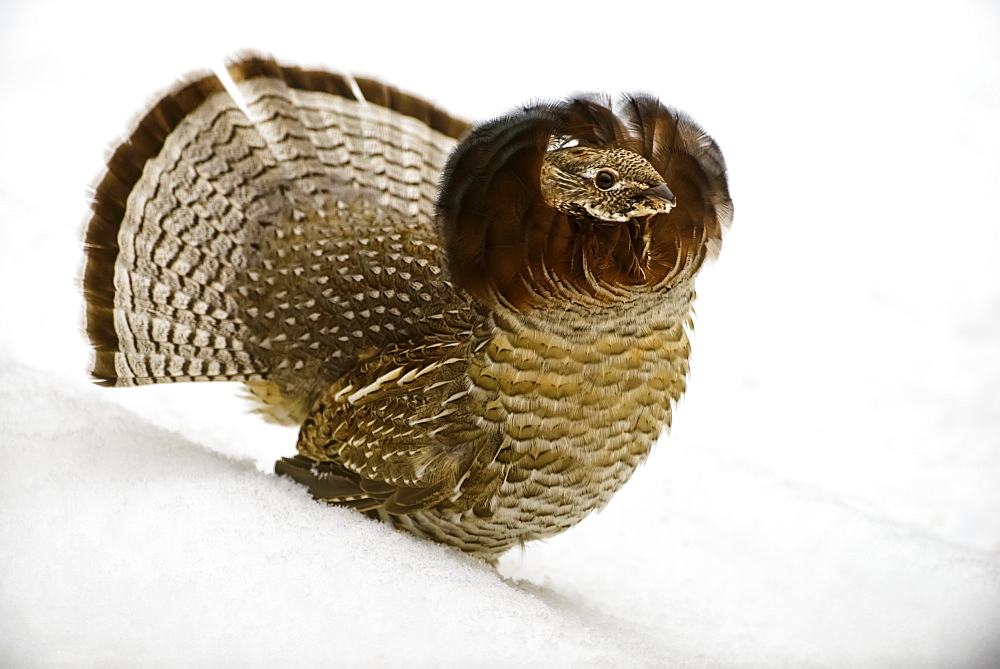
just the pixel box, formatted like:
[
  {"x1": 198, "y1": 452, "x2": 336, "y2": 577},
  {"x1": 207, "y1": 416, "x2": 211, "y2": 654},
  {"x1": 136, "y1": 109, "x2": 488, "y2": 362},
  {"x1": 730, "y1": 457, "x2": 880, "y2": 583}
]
[{"x1": 2, "y1": 0, "x2": 999, "y2": 665}]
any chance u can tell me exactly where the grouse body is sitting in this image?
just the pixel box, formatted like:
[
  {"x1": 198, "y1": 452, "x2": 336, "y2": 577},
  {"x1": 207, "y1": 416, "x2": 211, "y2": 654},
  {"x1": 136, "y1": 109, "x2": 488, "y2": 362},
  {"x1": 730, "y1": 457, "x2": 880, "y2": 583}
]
[{"x1": 83, "y1": 55, "x2": 732, "y2": 559}]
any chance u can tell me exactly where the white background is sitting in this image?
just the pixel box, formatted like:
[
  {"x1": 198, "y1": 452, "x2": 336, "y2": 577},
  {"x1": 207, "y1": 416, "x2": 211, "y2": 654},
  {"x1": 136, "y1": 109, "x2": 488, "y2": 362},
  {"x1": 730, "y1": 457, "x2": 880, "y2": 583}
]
[{"x1": 1, "y1": 0, "x2": 998, "y2": 665}]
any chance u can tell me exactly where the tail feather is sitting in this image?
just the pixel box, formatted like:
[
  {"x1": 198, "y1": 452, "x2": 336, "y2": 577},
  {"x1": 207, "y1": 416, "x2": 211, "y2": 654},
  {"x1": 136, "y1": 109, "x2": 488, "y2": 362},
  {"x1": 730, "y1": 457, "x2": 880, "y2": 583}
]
[
  {"x1": 228, "y1": 55, "x2": 465, "y2": 222},
  {"x1": 83, "y1": 53, "x2": 469, "y2": 390},
  {"x1": 84, "y1": 72, "x2": 268, "y2": 386}
]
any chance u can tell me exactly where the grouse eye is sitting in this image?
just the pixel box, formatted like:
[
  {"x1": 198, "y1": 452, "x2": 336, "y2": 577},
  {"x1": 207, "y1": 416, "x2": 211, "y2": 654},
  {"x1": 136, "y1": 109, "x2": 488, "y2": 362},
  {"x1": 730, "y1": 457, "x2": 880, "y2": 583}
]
[{"x1": 594, "y1": 169, "x2": 618, "y2": 191}]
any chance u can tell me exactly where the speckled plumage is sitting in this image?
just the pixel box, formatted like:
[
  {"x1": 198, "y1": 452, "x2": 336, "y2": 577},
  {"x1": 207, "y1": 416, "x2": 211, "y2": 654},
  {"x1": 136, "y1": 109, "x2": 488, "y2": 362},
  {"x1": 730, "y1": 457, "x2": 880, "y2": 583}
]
[{"x1": 83, "y1": 55, "x2": 732, "y2": 560}]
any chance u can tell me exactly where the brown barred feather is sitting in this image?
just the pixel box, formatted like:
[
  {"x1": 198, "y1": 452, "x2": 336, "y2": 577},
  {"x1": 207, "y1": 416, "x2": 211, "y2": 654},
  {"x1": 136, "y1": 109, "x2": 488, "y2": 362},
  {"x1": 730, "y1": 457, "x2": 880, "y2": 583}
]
[
  {"x1": 84, "y1": 74, "x2": 230, "y2": 385},
  {"x1": 228, "y1": 55, "x2": 470, "y2": 141}
]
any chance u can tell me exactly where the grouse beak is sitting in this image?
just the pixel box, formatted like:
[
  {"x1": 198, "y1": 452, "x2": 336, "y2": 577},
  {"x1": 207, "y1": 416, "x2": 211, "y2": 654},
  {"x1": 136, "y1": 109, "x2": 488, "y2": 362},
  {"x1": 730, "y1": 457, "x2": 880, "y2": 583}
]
[{"x1": 640, "y1": 183, "x2": 677, "y2": 213}]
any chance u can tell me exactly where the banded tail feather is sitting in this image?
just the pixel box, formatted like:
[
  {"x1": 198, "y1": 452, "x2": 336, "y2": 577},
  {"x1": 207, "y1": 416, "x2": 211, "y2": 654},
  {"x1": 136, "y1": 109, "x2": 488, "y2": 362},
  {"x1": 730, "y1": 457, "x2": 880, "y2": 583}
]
[{"x1": 83, "y1": 54, "x2": 469, "y2": 389}]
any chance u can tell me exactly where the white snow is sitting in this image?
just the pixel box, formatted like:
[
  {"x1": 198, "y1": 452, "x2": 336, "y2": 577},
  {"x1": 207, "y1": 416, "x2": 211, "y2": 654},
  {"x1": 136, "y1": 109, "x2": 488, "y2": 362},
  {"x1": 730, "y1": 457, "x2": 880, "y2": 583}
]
[{"x1": 2, "y1": 0, "x2": 999, "y2": 665}]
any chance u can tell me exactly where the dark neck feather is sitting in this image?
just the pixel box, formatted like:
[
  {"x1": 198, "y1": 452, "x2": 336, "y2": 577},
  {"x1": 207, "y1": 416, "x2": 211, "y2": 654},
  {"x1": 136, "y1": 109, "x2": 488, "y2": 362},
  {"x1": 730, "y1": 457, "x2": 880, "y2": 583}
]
[{"x1": 436, "y1": 94, "x2": 731, "y2": 311}]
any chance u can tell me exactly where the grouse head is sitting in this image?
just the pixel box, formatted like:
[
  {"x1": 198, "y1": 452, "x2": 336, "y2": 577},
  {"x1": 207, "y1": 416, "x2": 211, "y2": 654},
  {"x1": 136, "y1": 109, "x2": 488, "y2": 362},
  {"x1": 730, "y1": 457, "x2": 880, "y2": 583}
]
[
  {"x1": 540, "y1": 146, "x2": 676, "y2": 222},
  {"x1": 436, "y1": 94, "x2": 732, "y2": 310}
]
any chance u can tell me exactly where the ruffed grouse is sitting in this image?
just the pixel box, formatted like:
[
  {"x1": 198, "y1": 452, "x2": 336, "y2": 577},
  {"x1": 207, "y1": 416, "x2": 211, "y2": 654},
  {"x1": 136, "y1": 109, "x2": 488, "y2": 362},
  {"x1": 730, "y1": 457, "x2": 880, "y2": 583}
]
[{"x1": 83, "y1": 55, "x2": 733, "y2": 560}]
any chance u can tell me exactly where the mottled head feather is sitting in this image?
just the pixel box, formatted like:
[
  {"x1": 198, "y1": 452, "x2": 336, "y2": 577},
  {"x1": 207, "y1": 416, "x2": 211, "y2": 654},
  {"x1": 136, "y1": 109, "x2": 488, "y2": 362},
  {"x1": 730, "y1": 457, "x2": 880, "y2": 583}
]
[{"x1": 437, "y1": 94, "x2": 732, "y2": 310}]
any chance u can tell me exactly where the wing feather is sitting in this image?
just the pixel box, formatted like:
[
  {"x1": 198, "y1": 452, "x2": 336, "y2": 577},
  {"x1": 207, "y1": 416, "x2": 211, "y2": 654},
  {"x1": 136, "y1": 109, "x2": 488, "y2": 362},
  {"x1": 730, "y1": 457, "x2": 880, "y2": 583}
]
[{"x1": 282, "y1": 336, "x2": 503, "y2": 515}]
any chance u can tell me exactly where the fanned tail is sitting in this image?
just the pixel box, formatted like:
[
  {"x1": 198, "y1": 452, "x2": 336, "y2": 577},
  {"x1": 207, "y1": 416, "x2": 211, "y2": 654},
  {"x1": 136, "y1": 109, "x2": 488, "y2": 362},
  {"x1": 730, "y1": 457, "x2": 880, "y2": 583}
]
[{"x1": 82, "y1": 53, "x2": 468, "y2": 389}]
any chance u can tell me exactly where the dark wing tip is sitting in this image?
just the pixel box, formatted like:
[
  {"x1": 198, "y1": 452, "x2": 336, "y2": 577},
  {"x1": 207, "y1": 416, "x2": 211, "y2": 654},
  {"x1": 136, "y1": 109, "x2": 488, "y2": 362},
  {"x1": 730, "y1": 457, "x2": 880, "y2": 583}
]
[{"x1": 275, "y1": 455, "x2": 382, "y2": 512}]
